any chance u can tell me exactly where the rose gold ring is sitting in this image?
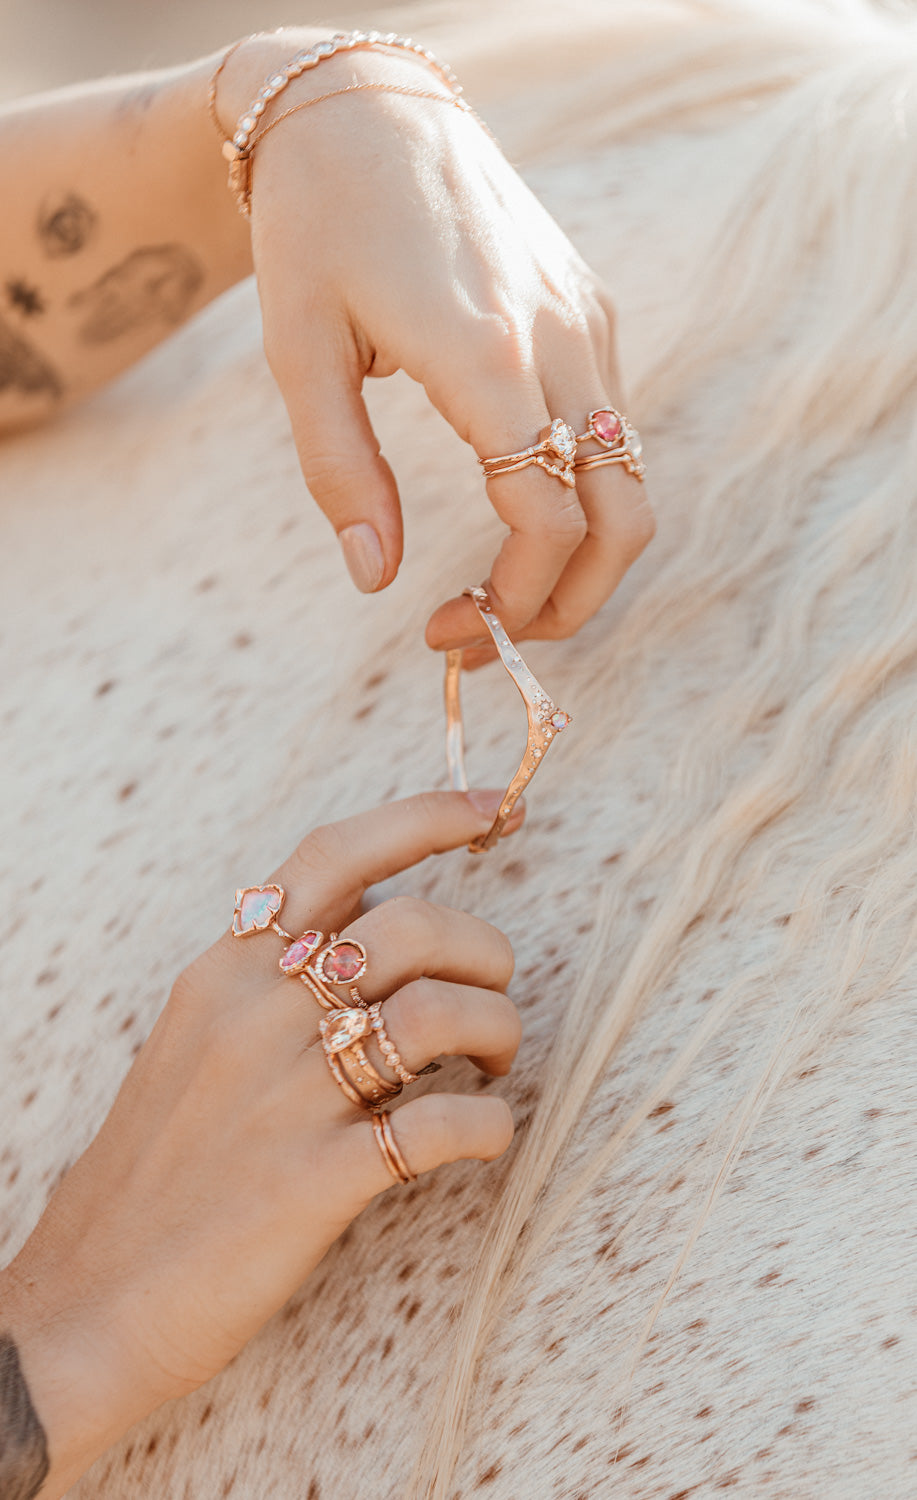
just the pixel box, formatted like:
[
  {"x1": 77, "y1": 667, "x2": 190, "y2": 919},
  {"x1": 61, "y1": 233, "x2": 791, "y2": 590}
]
[
  {"x1": 320, "y1": 1006, "x2": 403, "y2": 1110},
  {"x1": 284, "y1": 932, "x2": 368, "y2": 1011},
  {"x1": 573, "y1": 406, "x2": 645, "y2": 481},
  {"x1": 367, "y1": 1002, "x2": 420, "y2": 1085},
  {"x1": 372, "y1": 1111, "x2": 417, "y2": 1185},
  {"x1": 444, "y1": 584, "x2": 572, "y2": 853},
  {"x1": 232, "y1": 884, "x2": 302, "y2": 943},
  {"x1": 479, "y1": 419, "x2": 578, "y2": 489}
]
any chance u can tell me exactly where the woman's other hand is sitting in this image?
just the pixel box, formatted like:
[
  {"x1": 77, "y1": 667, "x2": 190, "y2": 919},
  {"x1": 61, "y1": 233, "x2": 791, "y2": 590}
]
[{"x1": 0, "y1": 791, "x2": 522, "y2": 1499}]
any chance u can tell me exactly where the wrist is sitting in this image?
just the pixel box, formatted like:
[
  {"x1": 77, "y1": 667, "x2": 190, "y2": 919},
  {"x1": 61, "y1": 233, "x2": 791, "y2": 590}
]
[
  {"x1": 210, "y1": 29, "x2": 326, "y2": 141},
  {"x1": 0, "y1": 1257, "x2": 167, "y2": 1499}
]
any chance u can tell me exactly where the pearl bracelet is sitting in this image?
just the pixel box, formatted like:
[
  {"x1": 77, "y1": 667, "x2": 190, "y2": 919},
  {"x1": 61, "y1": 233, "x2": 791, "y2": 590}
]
[{"x1": 210, "y1": 29, "x2": 465, "y2": 217}]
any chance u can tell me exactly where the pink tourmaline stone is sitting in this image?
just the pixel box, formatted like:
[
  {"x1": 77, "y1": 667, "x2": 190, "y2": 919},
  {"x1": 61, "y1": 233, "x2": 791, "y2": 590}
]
[
  {"x1": 592, "y1": 410, "x2": 623, "y2": 446},
  {"x1": 279, "y1": 932, "x2": 321, "y2": 972},
  {"x1": 551, "y1": 710, "x2": 571, "y2": 730},
  {"x1": 236, "y1": 886, "x2": 282, "y2": 932},
  {"x1": 321, "y1": 942, "x2": 365, "y2": 983}
]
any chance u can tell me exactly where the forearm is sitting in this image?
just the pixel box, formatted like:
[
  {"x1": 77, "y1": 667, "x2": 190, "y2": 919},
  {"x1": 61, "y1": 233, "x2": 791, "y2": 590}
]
[{"x1": 0, "y1": 31, "x2": 315, "y2": 433}]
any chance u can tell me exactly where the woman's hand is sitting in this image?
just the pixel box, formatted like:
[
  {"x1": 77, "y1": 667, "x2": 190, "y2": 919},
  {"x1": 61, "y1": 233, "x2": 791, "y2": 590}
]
[
  {"x1": 239, "y1": 40, "x2": 655, "y2": 652},
  {"x1": 0, "y1": 30, "x2": 652, "y2": 649},
  {"x1": 0, "y1": 790, "x2": 522, "y2": 1499}
]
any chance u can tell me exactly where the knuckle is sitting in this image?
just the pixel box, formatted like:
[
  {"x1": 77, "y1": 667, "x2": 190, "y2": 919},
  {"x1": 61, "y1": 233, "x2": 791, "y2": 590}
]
[
  {"x1": 405, "y1": 790, "x2": 452, "y2": 838},
  {"x1": 410, "y1": 1093, "x2": 457, "y2": 1158},
  {"x1": 294, "y1": 820, "x2": 349, "y2": 881},
  {"x1": 477, "y1": 314, "x2": 533, "y2": 378},
  {"x1": 542, "y1": 496, "x2": 588, "y2": 550},
  {"x1": 299, "y1": 454, "x2": 368, "y2": 510},
  {"x1": 531, "y1": 606, "x2": 582, "y2": 642},
  {"x1": 377, "y1": 893, "x2": 431, "y2": 948},
  {"x1": 389, "y1": 978, "x2": 441, "y2": 1054}
]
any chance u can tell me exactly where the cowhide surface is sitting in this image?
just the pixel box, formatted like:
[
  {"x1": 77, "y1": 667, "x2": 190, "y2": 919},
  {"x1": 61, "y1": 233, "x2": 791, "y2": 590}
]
[{"x1": 2, "y1": 3, "x2": 915, "y2": 1496}]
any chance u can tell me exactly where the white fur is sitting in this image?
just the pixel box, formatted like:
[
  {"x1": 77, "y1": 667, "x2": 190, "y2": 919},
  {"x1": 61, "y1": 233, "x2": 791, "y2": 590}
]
[{"x1": 2, "y1": 2, "x2": 916, "y2": 1495}]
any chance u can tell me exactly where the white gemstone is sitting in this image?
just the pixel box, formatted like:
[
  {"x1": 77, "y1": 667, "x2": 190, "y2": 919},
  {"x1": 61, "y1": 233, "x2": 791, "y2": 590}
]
[
  {"x1": 269, "y1": 73, "x2": 286, "y2": 88},
  {"x1": 331, "y1": 1030, "x2": 349, "y2": 1047},
  {"x1": 241, "y1": 115, "x2": 256, "y2": 131},
  {"x1": 253, "y1": 101, "x2": 265, "y2": 115},
  {"x1": 629, "y1": 431, "x2": 643, "y2": 459},
  {"x1": 315, "y1": 40, "x2": 335, "y2": 54},
  {"x1": 233, "y1": 131, "x2": 246, "y2": 147}
]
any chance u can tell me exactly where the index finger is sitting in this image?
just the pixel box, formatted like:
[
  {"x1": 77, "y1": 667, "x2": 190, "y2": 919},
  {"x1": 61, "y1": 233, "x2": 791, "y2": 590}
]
[
  {"x1": 270, "y1": 788, "x2": 524, "y2": 935},
  {"x1": 425, "y1": 393, "x2": 588, "y2": 651}
]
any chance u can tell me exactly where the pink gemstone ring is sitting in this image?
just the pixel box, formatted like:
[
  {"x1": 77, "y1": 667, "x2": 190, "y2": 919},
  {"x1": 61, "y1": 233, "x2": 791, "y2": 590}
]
[
  {"x1": 573, "y1": 406, "x2": 645, "y2": 481},
  {"x1": 278, "y1": 929, "x2": 325, "y2": 976},
  {"x1": 313, "y1": 938, "x2": 368, "y2": 987}
]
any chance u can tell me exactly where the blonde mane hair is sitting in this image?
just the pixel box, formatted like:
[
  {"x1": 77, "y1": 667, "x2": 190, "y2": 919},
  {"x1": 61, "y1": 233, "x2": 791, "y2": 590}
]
[{"x1": 407, "y1": 1, "x2": 917, "y2": 1490}]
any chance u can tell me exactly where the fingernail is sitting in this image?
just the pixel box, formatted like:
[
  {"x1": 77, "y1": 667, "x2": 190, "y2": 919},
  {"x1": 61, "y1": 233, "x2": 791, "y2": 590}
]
[
  {"x1": 339, "y1": 523, "x2": 385, "y2": 593},
  {"x1": 467, "y1": 788, "x2": 505, "y2": 818},
  {"x1": 467, "y1": 790, "x2": 526, "y2": 833}
]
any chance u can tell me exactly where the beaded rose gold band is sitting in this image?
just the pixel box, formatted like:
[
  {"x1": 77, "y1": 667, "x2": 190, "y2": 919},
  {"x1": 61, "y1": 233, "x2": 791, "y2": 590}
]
[
  {"x1": 480, "y1": 419, "x2": 578, "y2": 489},
  {"x1": 445, "y1": 585, "x2": 572, "y2": 852},
  {"x1": 372, "y1": 1111, "x2": 417, "y2": 1185},
  {"x1": 367, "y1": 1002, "x2": 419, "y2": 1085}
]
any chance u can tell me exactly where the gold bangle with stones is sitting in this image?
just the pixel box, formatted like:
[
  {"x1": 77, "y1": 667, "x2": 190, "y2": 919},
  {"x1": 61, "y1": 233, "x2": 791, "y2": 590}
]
[{"x1": 444, "y1": 585, "x2": 572, "y2": 852}]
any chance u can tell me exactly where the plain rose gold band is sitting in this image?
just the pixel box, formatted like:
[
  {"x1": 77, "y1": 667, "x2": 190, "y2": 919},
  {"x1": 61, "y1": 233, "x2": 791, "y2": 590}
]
[{"x1": 372, "y1": 1111, "x2": 417, "y2": 1185}]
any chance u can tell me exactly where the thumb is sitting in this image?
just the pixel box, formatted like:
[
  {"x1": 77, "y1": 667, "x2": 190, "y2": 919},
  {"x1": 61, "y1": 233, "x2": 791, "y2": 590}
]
[{"x1": 266, "y1": 318, "x2": 404, "y2": 593}]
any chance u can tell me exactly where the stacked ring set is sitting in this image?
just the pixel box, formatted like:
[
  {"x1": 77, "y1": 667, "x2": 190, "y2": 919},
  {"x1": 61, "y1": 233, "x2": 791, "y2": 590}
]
[
  {"x1": 231, "y1": 885, "x2": 422, "y2": 1184},
  {"x1": 480, "y1": 408, "x2": 645, "y2": 490}
]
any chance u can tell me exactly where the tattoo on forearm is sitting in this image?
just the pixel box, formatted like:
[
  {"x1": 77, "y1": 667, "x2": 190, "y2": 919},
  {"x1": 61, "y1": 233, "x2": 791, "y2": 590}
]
[
  {"x1": 0, "y1": 315, "x2": 62, "y2": 401},
  {"x1": 5, "y1": 281, "x2": 44, "y2": 319},
  {"x1": 0, "y1": 1335, "x2": 50, "y2": 1500},
  {"x1": 37, "y1": 194, "x2": 97, "y2": 258},
  {"x1": 69, "y1": 245, "x2": 204, "y2": 344}
]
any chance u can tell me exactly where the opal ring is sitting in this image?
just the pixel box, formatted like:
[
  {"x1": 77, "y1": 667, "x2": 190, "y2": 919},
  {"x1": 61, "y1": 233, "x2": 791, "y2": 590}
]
[
  {"x1": 231, "y1": 886, "x2": 369, "y2": 1008},
  {"x1": 232, "y1": 884, "x2": 299, "y2": 942},
  {"x1": 444, "y1": 584, "x2": 572, "y2": 852},
  {"x1": 573, "y1": 406, "x2": 645, "y2": 481},
  {"x1": 479, "y1": 418, "x2": 578, "y2": 489}
]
